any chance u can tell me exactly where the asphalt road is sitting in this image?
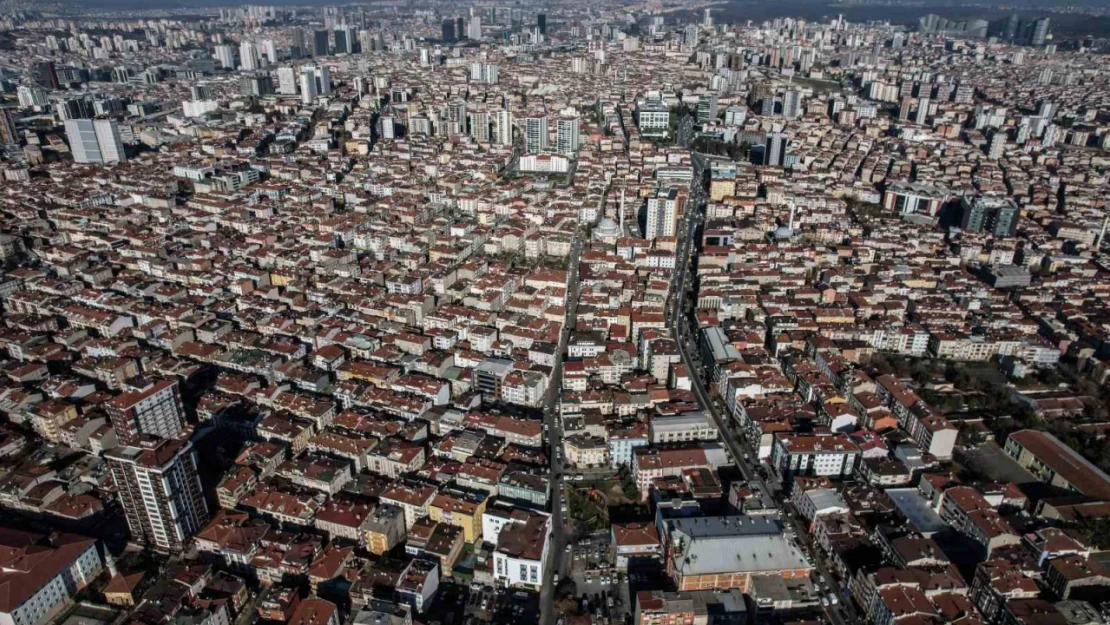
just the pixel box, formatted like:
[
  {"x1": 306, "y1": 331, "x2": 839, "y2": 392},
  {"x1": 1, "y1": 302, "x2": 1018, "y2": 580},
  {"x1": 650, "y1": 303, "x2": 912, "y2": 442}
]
[
  {"x1": 672, "y1": 151, "x2": 856, "y2": 625},
  {"x1": 539, "y1": 224, "x2": 585, "y2": 625}
]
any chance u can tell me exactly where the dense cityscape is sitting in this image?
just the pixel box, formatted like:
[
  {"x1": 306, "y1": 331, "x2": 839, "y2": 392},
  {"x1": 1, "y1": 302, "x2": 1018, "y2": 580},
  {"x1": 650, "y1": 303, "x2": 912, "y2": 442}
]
[{"x1": 0, "y1": 3, "x2": 1110, "y2": 625}]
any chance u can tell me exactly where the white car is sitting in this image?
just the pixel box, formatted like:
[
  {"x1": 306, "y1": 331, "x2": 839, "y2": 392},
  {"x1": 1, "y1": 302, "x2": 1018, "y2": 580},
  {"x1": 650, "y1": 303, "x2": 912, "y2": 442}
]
[
  {"x1": 821, "y1": 598, "x2": 829, "y2": 607},
  {"x1": 828, "y1": 594, "x2": 839, "y2": 605}
]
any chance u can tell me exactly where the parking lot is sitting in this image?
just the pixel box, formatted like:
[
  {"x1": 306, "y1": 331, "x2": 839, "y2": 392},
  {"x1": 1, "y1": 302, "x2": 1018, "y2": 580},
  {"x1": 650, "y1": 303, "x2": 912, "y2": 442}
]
[{"x1": 563, "y1": 534, "x2": 630, "y2": 624}]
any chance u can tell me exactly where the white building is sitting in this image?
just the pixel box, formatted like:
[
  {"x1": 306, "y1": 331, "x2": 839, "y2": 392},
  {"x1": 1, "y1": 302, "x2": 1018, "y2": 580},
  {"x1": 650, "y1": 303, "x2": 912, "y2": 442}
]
[
  {"x1": 470, "y1": 62, "x2": 499, "y2": 84},
  {"x1": 645, "y1": 188, "x2": 678, "y2": 239},
  {"x1": 524, "y1": 116, "x2": 548, "y2": 153},
  {"x1": 770, "y1": 433, "x2": 860, "y2": 483},
  {"x1": 0, "y1": 530, "x2": 103, "y2": 625},
  {"x1": 300, "y1": 68, "x2": 318, "y2": 104},
  {"x1": 649, "y1": 412, "x2": 718, "y2": 444},
  {"x1": 261, "y1": 40, "x2": 278, "y2": 64},
  {"x1": 635, "y1": 100, "x2": 669, "y2": 137},
  {"x1": 106, "y1": 436, "x2": 209, "y2": 552},
  {"x1": 492, "y1": 110, "x2": 513, "y2": 146},
  {"x1": 65, "y1": 119, "x2": 127, "y2": 164},
  {"x1": 492, "y1": 512, "x2": 550, "y2": 590},
  {"x1": 17, "y1": 86, "x2": 48, "y2": 109},
  {"x1": 519, "y1": 154, "x2": 569, "y2": 173},
  {"x1": 277, "y1": 67, "x2": 297, "y2": 95},
  {"x1": 183, "y1": 100, "x2": 219, "y2": 118},
  {"x1": 556, "y1": 117, "x2": 580, "y2": 155},
  {"x1": 239, "y1": 41, "x2": 260, "y2": 71},
  {"x1": 214, "y1": 45, "x2": 235, "y2": 69}
]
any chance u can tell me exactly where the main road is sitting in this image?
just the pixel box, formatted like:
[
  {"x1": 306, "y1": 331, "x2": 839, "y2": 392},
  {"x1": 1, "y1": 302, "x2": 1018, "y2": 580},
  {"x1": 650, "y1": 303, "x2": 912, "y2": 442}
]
[
  {"x1": 670, "y1": 151, "x2": 856, "y2": 625},
  {"x1": 668, "y1": 152, "x2": 776, "y2": 506},
  {"x1": 539, "y1": 223, "x2": 586, "y2": 625}
]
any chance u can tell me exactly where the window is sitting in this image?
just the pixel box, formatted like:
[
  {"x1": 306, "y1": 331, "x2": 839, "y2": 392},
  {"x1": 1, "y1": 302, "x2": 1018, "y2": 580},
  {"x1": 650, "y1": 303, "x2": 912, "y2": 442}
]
[{"x1": 520, "y1": 564, "x2": 527, "y2": 579}]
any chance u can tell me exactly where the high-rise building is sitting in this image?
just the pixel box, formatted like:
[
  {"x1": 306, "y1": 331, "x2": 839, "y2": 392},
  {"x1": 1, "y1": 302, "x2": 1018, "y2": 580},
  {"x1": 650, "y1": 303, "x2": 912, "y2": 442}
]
[
  {"x1": 65, "y1": 119, "x2": 127, "y2": 165},
  {"x1": 915, "y1": 97, "x2": 930, "y2": 125},
  {"x1": 107, "y1": 436, "x2": 209, "y2": 552},
  {"x1": 468, "y1": 110, "x2": 491, "y2": 143},
  {"x1": 537, "y1": 13, "x2": 547, "y2": 35},
  {"x1": 334, "y1": 27, "x2": 352, "y2": 54},
  {"x1": 55, "y1": 98, "x2": 94, "y2": 122},
  {"x1": 34, "y1": 61, "x2": 59, "y2": 89},
  {"x1": 960, "y1": 196, "x2": 1019, "y2": 237},
  {"x1": 261, "y1": 40, "x2": 278, "y2": 64},
  {"x1": 1043, "y1": 124, "x2": 1058, "y2": 148},
  {"x1": 442, "y1": 19, "x2": 456, "y2": 42},
  {"x1": 441, "y1": 101, "x2": 462, "y2": 136},
  {"x1": 17, "y1": 86, "x2": 47, "y2": 109},
  {"x1": 987, "y1": 130, "x2": 1007, "y2": 159},
  {"x1": 765, "y1": 132, "x2": 789, "y2": 167},
  {"x1": 1031, "y1": 18, "x2": 1050, "y2": 46},
  {"x1": 214, "y1": 45, "x2": 236, "y2": 69},
  {"x1": 492, "y1": 110, "x2": 513, "y2": 146},
  {"x1": 105, "y1": 378, "x2": 185, "y2": 445},
  {"x1": 703, "y1": 8, "x2": 714, "y2": 28},
  {"x1": 685, "y1": 24, "x2": 699, "y2": 47},
  {"x1": 783, "y1": 90, "x2": 802, "y2": 119},
  {"x1": 470, "y1": 63, "x2": 499, "y2": 84},
  {"x1": 1004, "y1": 13, "x2": 1020, "y2": 41},
  {"x1": 0, "y1": 109, "x2": 16, "y2": 145},
  {"x1": 300, "y1": 68, "x2": 318, "y2": 104},
  {"x1": 556, "y1": 117, "x2": 580, "y2": 155},
  {"x1": 378, "y1": 115, "x2": 397, "y2": 140},
  {"x1": 191, "y1": 85, "x2": 215, "y2": 100},
  {"x1": 525, "y1": 116, "x2": 548, "y2": 153},
  {"x1": 696, "y1": 93, "x2": 718, "y2": 123},
  {"x1": 277, "y1": 66, "x2": 297, "y2": 95},
  {"x1": 456, "y1": 17, "x2": 466, "y2": 40},
  {"x1": 239, "y1": 41, "x2": 259, "y2": 70},
  {"x1": 899, "y1": 96, "x2": 913, "y2": 120},
  {"x1": 467, "y1": 16, "x2": 482, "y2": 40},
  {"x1": 292, "y1": 29, "x2": 308, "y2": 58},
  {"x1": 313, "y1": 30, "x2": 330, "y2": 56},
  {"x1": 239, "y1": 75, "x2": 273, "y2": 97},
  {"x1": 761, "y1": 96, "x2": 777, "y2": 117},
  {"x1": 317, "y1": 65, "x2": 332, "y2": 94},
  {"x1": 645, "y1": 188, "x2": 679, "y2": 240}
]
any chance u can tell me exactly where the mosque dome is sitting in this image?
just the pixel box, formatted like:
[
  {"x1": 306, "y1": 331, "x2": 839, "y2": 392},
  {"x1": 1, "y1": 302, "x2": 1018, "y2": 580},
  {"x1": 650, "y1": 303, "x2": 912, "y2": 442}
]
[{"x1": 595, "y1": 218, "x2": 621, "y2": 240}]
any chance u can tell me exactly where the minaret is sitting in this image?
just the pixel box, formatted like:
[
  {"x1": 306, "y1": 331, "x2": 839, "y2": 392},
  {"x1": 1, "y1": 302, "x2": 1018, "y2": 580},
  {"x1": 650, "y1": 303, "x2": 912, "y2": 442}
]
[
  {"x1": 788, "y1": 204, "x2": 796, "y2": 232},
  {"x1": 619, "y1": 189, "x2": 625, "y2": 232}
]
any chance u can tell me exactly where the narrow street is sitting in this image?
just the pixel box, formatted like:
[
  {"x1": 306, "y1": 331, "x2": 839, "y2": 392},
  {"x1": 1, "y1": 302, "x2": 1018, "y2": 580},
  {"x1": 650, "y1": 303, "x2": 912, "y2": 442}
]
[{"x1": 539, "y1": 224, "x2": 586, "y2": 625}]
